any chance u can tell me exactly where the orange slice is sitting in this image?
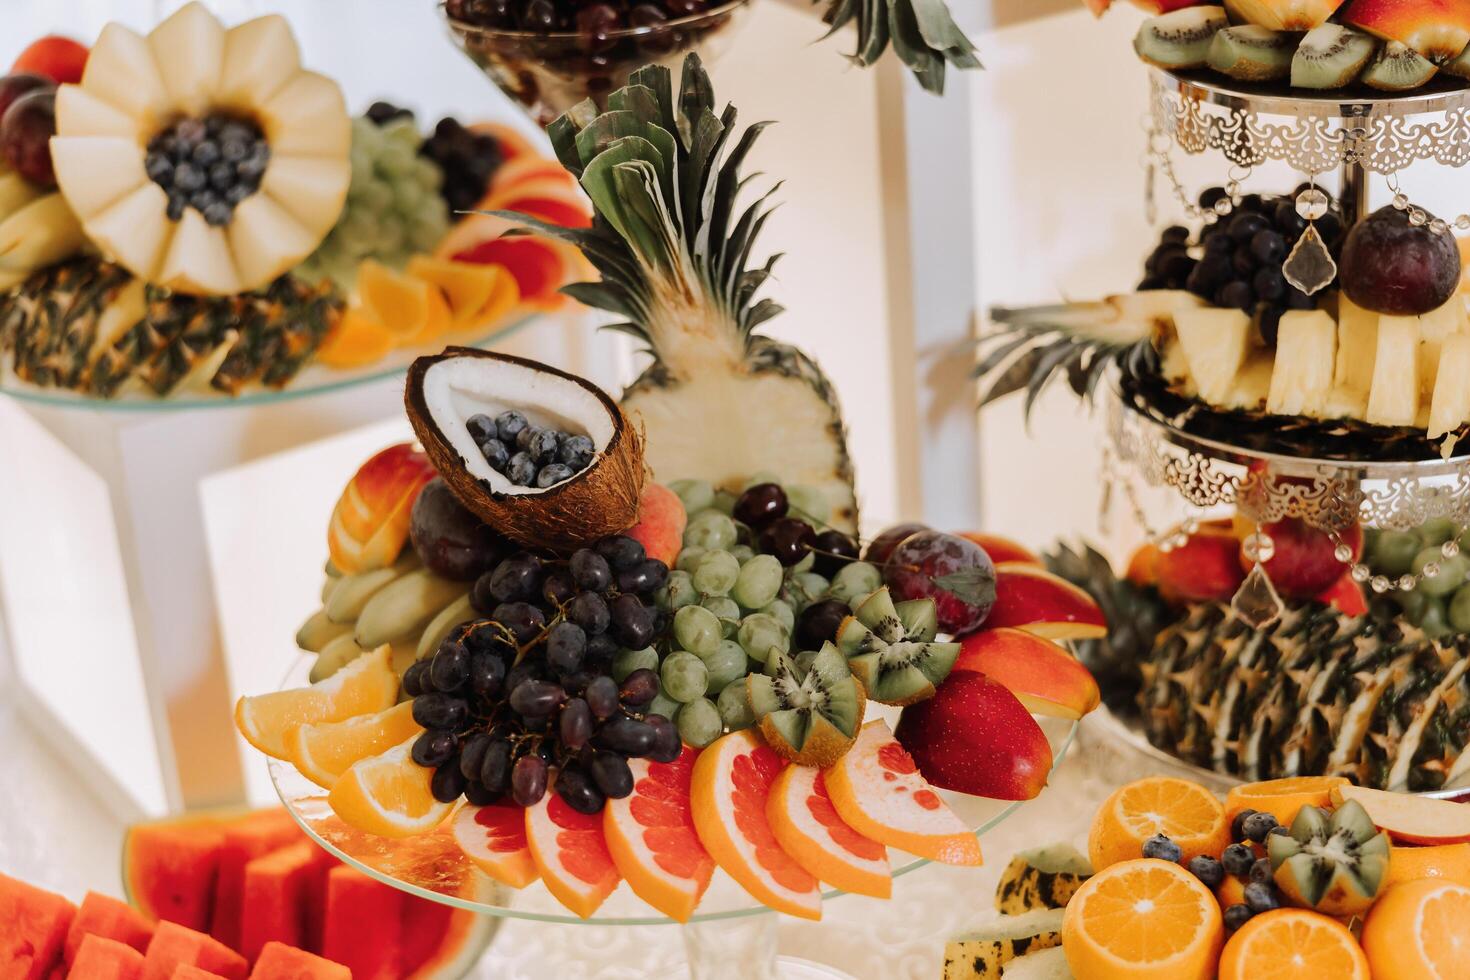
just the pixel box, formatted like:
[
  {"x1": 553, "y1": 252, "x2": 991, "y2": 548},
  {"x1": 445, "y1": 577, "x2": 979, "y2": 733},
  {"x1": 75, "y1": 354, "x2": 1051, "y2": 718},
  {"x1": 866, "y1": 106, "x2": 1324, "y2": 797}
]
[
  {"x1": 399, "y1": 284, "x2": 451, "y2": 346},
  {"x1": 1088, "y1": 777, "x2": 1230, "y2": 872},
  {"x1": 405, "y1": 255, "x2": 501, "y2": 325},
  {"x1": 465, "y1": 265, "x2": 519, "y2": 332},
  {"x1": 1385, "y1": 842, "x2": 1470, "y2": 889},
  {"x1": 234, "y1": 645, "x2": 398, "y2": 760},
  {"x1": 1062, "y1": 858, "x2": 1224, "y2": 980},
  {"x1": 314, "y1": 306, "x2": 395, "y2": 369},
  {"x1": 603, "y1": 747, "x2": 715, "y2": 922},
  {"x1": 766, "y1": 764, "x2": 890, "y2": 898},
  {"x1": 326, "y1": 734, "x2": 452, "y2": 839},
  {"x1": 357, "y1": 259, "x2": 432, "y2": 338},
  {"x1": 1224, "y1": 776, "x2": 1348, "y2": 826},
  {"x1": 823, "y1": 720, "x2": 981, "y2": 867},
  {"x1": 285, "y1": 701, "x2": 421, "y2": 790},
  {"x1": 1362, "y1": 878, "x2": 1470, "y2": 980},
  {"x1": 451, "y1": 803, "x2": 538, "y2": 889},
  {"x1": 1220, "y1": 908, "x2": 1369, "y2": 980},
  {"x1": 689, "y1": 729, "x2": 821, "y2": 919},
  {"x1": 524, "y1": 791, "x2": 621, "y2": 919}
]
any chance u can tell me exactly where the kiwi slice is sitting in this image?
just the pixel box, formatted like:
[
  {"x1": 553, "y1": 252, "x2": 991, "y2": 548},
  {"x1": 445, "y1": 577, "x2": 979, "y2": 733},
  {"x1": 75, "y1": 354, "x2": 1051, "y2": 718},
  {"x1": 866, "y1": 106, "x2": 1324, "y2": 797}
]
[
  {"x1": 1445, "y1": 42, "x2": 1470, "y2": 80},
  {"x1": 1207, "y1": 25, "x2": 1295, "y2": 81},
  {"x1": 1361, "y1": 40, "x2": 1438, "y2": 91},
  {"x1": 834, "y1": 587, "x2": 960, "y2": 706},
  {"x1": 1292, "y1": 24, "x2": 1377, "y2": 90},
  {"x1": 1134, "y1": 6, "x2": 1228, "y2": 70},
  {"x1": 746, "y1": 643, "x2": 864, "y2": 767},
  {"x1": 1267, "y1": 801, "x2": 1389, "y2": 916}
]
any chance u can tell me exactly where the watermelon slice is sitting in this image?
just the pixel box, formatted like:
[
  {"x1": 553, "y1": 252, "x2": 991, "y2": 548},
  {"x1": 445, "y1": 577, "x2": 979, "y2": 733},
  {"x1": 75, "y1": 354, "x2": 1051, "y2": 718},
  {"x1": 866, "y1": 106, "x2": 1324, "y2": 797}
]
[
  {"x1": 70, "y1": 935, "x2": 144, "y2": 980},
  {"x1": 248, "y1": 942, "x2": 349, "y2": 980},
  {"x1": 66, "y1": 892, "x2": 155, "y2": 964},
  {"x1": 169, "y1": 968, "x2": 227, "y2": 979},
  {"x1": 0, "y1": 871, "x2": 76, "y2": 980},
  {"x1": 209, "y1": 810, "x2": 301, "y2": 952},
  {"x1": 123, "y1": 814, "x2": 232, "y2": 931},
  {"x1": 399, "y1": 875, "x2": 498, "y2": 979},
  {"x1": 238, "y1": 842, "x2": 318, "y2": 963},
  {"x1": 140, "y1": 921, "x2": 246, "y2": 980},
  {"x1": 320, "y1": 866, "x2": 402, "y2": 980}
]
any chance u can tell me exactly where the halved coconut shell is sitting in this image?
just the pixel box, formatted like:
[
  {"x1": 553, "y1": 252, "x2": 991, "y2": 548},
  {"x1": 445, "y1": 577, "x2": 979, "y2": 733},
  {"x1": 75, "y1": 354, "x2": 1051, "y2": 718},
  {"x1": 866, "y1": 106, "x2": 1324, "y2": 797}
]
[{"x1": 405, "y1": 347, "x2": 645, "y2": 551}]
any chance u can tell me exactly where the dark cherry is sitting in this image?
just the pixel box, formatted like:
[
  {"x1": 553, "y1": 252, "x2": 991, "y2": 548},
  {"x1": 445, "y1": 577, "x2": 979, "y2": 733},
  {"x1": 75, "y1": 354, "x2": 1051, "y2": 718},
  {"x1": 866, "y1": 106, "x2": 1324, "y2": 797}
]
[
  {"x1": 759, "y1": 517, "x2": 816, "y2": 567},
  {"x1": 733, "y1": 483, "x2": 788, "y2": 528},
  {"x1": 810, "y1": 529, "x2": 859, "y2": 578}
]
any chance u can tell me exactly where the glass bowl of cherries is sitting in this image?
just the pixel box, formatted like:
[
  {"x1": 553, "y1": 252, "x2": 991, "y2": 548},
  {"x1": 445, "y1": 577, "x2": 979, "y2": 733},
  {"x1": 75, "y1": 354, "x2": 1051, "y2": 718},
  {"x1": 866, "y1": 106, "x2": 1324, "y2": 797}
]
[{"x1": 441, "y1": 0, "x2": 752, "y2": 127}]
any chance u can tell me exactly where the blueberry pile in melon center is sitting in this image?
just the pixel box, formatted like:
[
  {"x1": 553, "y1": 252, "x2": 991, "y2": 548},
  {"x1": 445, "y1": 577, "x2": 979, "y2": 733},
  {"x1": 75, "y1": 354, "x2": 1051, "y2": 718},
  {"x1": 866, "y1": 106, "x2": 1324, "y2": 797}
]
[{"x1": 145, "y1": 113, "x2": 270, "y2": 227}]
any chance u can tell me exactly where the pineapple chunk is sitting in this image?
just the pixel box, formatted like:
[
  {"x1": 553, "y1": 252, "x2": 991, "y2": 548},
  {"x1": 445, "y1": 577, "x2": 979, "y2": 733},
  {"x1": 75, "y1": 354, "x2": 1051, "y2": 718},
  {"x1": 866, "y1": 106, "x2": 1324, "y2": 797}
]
[
  {"x1": 1428, "y1": 334, "x2": 1470, "y2": 438},
  {"x1": 1221, "y1": 353, "x2": 1273, "y2": 411},
  {"x1": 1267, "y1": 311, "x2": 1336, "y2": 417},
  {"x1": 1418, "y1": 298, "x2": 1468, "y2": 398},
  {"x1": 1334, "y1": 296, "x2": 1378, "y2": 394},
  {"x1": 1171, "y1": 307, "x2": 1252, "y2": 404},
  {"x1": 1366, "y1": 316, "x2": 1421, "y2": 426}
]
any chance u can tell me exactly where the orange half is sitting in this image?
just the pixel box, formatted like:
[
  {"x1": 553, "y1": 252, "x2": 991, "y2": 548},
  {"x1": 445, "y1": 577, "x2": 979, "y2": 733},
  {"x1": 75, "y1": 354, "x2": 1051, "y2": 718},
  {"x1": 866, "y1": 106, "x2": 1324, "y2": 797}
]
[
  {"x1": 451, "y1": 803, "x2": 538, "y2": 889},
  {"x1": 235, "y1": 645, "x2": 398, "y2": 760},
  {"x1": 1219, "y1": 909, "x2": 1369, "y2": 980},
  {"x1": 767, "y1": 764, "x2": 890, "y2": 898},
  {"x1": 1088, "y1": 776, "x2": 1230, "y2": 872},
  {"x1": 1362, "y1": 878, "x2": 1470, "y2": 980},
  {"x1": 1062, "y1": 858, "x2": 1224, "y2": 980},
  {"x1": 524, "y1": 791, "x2": 620, "y2": 919},
  {"x1": 604, "y1": 748, "x2": 715, "y2": 922}
]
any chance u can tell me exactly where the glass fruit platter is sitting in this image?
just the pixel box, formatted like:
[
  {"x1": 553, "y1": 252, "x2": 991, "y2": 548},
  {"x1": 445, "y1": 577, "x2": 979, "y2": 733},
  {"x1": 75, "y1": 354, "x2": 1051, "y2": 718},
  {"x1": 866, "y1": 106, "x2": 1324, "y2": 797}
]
[{"x1": 265, "y1": 648, "x2": 1079, "y2": 926}]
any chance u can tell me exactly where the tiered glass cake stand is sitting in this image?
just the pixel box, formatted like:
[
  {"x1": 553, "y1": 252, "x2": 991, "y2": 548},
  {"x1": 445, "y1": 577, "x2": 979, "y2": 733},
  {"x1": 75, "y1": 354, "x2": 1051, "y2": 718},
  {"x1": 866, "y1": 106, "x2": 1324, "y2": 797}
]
[{"x1": 267, "y1": 656, "x2": 1078, "y2": 977}]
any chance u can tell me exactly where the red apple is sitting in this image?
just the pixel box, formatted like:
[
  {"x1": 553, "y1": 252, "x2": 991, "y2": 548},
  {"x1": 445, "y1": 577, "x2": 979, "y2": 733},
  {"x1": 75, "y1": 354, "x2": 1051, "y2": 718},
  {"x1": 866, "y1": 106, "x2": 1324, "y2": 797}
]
[
  {"x1": 864, "y1": 522, "x2": 929, "y2": 565},
  {"x1": 1341, "y1": 0, "x2": 1470, "y2": 60},
  {"x1": 984, "y1": 563, "x2": 1107, "y2": 640},
  {"x1": 1242, "y1": 517, "x2": 1361, "y2": 601},
  {"x1": 1156, "y1": 524, "x2": 1247, "y2": 603},
  {"x1": 11, "y1": 36, "x2": 88, "y2": 85},
  {"x1": 1316, "y1": 572, "x2": 1368, "y2": 617},
  {"x1": 957, "y1": 532, "x2": 1041, "y2": 566},
  {"x1": 894, "y1": 671, "x2": 1053, "y2": 801},
  {"x1": 1332, "y1": 784, "x2": 1470, "y2": 845},
  {"x1": 954, "y1": 628, "x2": 1101, "y2": 719},
  {"x1": 1129, "y1": 0, "x2": 1215, "y2": 11},
  {"x1": 625, "y1": 482, "x2": 686, "y2": 566},
  {"x1": 884, "y1": 530, "x2": 996, "y2": 635}
]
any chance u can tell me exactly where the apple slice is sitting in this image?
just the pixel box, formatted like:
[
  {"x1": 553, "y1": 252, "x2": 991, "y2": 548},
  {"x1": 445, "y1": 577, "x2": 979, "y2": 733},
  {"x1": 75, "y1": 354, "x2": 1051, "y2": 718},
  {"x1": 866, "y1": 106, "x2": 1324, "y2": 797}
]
[
  {"x1": 218, "y1": 15, "x2": 302, "y2": 110},
  {"x1": 258, "y1": 71, "x2": 350, "y2": 157},
  {"x1": 954, "y1": 628, "x2": 1101, "y2": 720},
  {"x1": 55, "y1": 85, "x2": 138, "y2": 139},
  {"x1": 263, "y1": 154, "x2": 350, "y2": 239},
  {"x1": 1332, "y1": 784, "x2": 1470, "y2": 845},
  {"x1": 48, "y1": 137, "x2": 147, "y2": 220},
  {"x1": 957, "y1": 533, "x2": 1041, "y2": 566},
  {"x1": 983, "y1": 563, "x2": 1107, "y2": 640},
  {"x1": 148, "y1": 1, "x2": 225, "y2": 116}
]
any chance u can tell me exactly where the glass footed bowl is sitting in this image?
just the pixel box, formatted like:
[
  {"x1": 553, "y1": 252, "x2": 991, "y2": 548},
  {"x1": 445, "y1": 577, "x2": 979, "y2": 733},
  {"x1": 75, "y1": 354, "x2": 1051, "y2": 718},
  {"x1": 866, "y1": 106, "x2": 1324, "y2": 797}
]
[
  {"x1": 441, "y1": 0, "x2": 752, "y2": 128},
  {"x1": 268, "y1": 656, "x2": 1079, "y2": 925}
]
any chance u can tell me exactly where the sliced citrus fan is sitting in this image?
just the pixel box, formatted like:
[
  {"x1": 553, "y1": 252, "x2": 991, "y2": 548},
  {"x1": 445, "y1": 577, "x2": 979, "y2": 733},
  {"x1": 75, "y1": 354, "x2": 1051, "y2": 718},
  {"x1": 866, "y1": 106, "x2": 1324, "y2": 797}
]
[
  {"x1": 285, "y1": 700, "x2": 421, "y2": 790},
  {"x1": 1062, "y1": 858, "x2": 1224, "y2": 980},
  {"x1": 51, "y1": 2, "x2": 350, "y2": 295},
  {"x1": 823, "y1": 720, "x2": 982, "y2": 867},
  {"x1": 234, "y1": 644, "x2": 396, "y2": 760},
  {"x1": 766, "y1": 763, "x2": 890, "y2": 898},
  {"x1": 524, "y1": 791, "x2": 621, "y2": 919},
  {"x1": 1088, "y1": 777, "x2": 1231, "y2": 872},
  {"x1": 1219, "y1": 908, "x2": 1369, "y2": 980},
  {"x1": 603, "y1": 748, "x2": 715, "y2": 922},
  {"x1": 326, "y1": 734, "x2": 453, "y2": 839},
  {"x1": 451, "y1": 803, "x2": 538, "y2": 889},
  {"x1": 689, "y1": 729, "x2": 821, "y2": 920}
]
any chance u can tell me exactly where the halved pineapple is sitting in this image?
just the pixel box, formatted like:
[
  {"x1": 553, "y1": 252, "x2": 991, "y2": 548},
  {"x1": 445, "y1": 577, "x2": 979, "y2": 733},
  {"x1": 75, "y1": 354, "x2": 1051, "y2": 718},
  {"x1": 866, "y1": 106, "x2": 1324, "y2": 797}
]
[
  {"x1": 1267, "y1": 311, "x2": 1336, "y2": 417},
  {"x1": 1429, "y1": 334, "x2": 1470, "y2": 439},
  {"x1": 49, "y1": 2, "x2": 350, "y2": 295},
  {"x1": 1366, "y1": 315, "x2": 1420, "y2": 426},
  {"x1": 1172, "y1": 307, "x2": 1253, "y2": 403}
]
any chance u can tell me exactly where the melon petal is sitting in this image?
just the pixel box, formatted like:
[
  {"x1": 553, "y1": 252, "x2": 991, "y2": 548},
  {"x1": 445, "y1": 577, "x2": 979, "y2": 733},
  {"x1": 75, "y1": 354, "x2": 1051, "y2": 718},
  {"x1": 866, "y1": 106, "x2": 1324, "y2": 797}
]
[
  {"x1": 55, "y1": 84, "x2": 140, "y2": 140},
  {"x1": 86, "y1": 183, "x2": 173, "y2": 283},
  {"x1": 227, "y1": 193, "x2": 316, "y2": 290},
  {"x1": 79, "y1": 23, "x2": 170, "y2": 126},
  {"x1": 217, "y1": 14, "x2": 302, "y2": 110},
  {"x1": 262, "y1": 154, "x2": 350, "y2": 238},
  {"x1": 148, "y1": 2, "x2": 225, "y2": 115},
  {"x1": 258, "y1": 71, "x2": 350, "y2": 158},
  {"x1": 159, "y1": 208, "x2": 240, "y2": 296},
  {"x1": 49, "y1": 137, "x2": 147, "y2": 220}
]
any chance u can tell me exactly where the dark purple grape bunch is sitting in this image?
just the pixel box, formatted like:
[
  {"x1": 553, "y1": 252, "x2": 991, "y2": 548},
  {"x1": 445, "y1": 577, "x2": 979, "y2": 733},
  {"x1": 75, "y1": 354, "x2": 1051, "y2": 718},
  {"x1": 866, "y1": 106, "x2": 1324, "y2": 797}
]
[
  {"x1": 447, "y1": 0, "x2": 710, "y2": 35},
  {"x1": 145, "y1": 113, "x2": 270, "y2": 227},
  {"x1": 1141, "y1": 185, "x2": 1343, "y2": 346},
  {"x1": 404, "y1": 533, "x2": 677, "y2": 815},
  {"x1": 420, "y1": 117, "x2": 504, "y2": 217},
  {"x1": 468, "y1": 410, "x2": 597, "y2": 490}
]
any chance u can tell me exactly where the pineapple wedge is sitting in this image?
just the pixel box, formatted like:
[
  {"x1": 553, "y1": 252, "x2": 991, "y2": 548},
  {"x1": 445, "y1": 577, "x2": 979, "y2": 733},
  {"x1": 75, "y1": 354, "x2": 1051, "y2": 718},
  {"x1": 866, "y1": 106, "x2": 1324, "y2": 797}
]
[
  {"x1": 1418, "y1": 298, "x2": 1468, "y2": 399},
  {"x1": 1220, "y1": 353, "x2": 1273, "y2": 411},
  {"x1": 1267, "y1": 311, "x2": 1336, "y2": 417},
  {"x1": 1172, "y1": 308, "x2": 1252, "y2": 404},
  {"x1": 1428, "y1": 334, "x2": 1470, "y2": 439},
  {"x1": 1334, "y1": 296, "x2": 1378, "y2": 395},
  {"x1": 1366, "y1": 316, "x2": 1421, "y2": 426}
]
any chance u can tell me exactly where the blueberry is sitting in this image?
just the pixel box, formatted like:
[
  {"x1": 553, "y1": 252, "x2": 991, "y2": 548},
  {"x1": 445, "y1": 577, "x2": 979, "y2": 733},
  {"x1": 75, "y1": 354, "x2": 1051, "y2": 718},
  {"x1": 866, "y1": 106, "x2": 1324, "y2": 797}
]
[
  {"x1": 528, "y1": 428, "x2": 561, "y2": 465},
  {"x1": 1266, "y1": 825, "x2": 1289, "y2": 840},
  {"x1": 192, "y1": 139, "x2": 222, "y2": 168},
  {"x1": 1223, "y1": 903, "x2": 1254, "y2": 932},
  {"x1": 165, "y1": 193, "x2": 187, "y2": 222},
  {"x1": 506, "y1": 452, "x2": 536, "y2": 486},
  {"x1": 1243, "y1": 881, "x2": 1279, "y2": 913},
  {"x1": 1221, "y1": 842, "x2": 1255, "y2": 876},
  {"x1": 1230, "y1": 809, "x2": 1259, "y2": 842},
  {"x1": 175, "y1": 117, "x2": 207, "y2": 146},
  {"x1": 145, "y1": 153, "x2": 174, "y2": 183},
  {"x1": 480, "y1": 437, "x2": 509, "y2": 473},
  {"x1": 466, "y1": 413, "x2": 496, "y2": 442},
  {"x1": 202, "y1": 201, "x2": 233, "y2": 227},
  {"x1": 496, "y1": 410, "x2": 528, "y2": 442},
  {"x1": 1141, "y1": 833, "x2": 1182, "y2": 863},
  {"x1": 559, "y1": 434, "x2": 595, "y2": 465},
  {"x1": 221, "y1": 139, "x2": 250, "y2": 163},
  {"x1": 1249, "y1": 857, "x2": 1273, "y2": 884},
  {"x1": 1242, "y1": 811, "x2": 1279, "y2": 844},
  {"x1": 224, "y1": 184, "x2": 252, "y2": 206},
  {"x1": 220, "y1": 121, "x2": 255, "y2": 146},
  {"x1": 1187, "y1": 855, "x2": 1224, "y2": 889},
  {"x1": 237, "y1": 152, "x2": 268, "y2": 182},
  {"x1": 209, "y1": 162, "x2": 236, "y2": 191},
  {"x1": 516, "y1": 425, "x2": 541, "y2": 451},
  {"x1": 173, "y1": 162, "x2": 206, "y2": 193},
  {"x1": 535, "y1": 463, "x2": 573, "y2": 488}
]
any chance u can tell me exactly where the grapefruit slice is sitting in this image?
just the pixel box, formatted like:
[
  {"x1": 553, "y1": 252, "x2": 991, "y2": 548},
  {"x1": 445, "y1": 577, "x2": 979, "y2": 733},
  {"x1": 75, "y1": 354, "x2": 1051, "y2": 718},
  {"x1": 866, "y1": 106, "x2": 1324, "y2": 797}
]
[
  {"x1": 524, "y1": 793, "x2": 620, "y2": 918},
  {"x1": 767, "y1": 764, "x2": 890, "y2": 898},
  {"x1": 604, "y1": 747, "x2": 716, "y2": 922},
  {"x1": 690, "y1": 730, "x2": 821, "y2": 920},
  {"x1": 824, "y1": 720, "x2": 982, "y2": 867},
  {"x1": 451, "y1": 803, "x2": 539, "y2": 889}
]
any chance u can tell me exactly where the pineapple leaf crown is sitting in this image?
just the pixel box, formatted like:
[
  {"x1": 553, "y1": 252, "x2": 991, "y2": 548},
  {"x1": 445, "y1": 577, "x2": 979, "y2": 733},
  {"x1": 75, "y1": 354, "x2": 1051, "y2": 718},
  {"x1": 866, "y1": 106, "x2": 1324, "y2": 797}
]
[
  {"x1": 495, "y1": 54, "x2": 783, "y2": 355},
  {"x1": 819, "y1": 0, "x2": 981, "y2": 95}
]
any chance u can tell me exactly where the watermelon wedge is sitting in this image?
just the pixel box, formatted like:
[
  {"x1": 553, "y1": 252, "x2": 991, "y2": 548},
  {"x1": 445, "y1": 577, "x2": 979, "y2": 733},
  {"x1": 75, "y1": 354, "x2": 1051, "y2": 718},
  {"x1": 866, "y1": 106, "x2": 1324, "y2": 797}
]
[
  {"x1": 210, "y1": 810, "x2": 302, "y2": 951},
  {"x1": 0, "y1": 871, "x2": 76, "y2": 980},
  {"x1": 123, "y1": 813, "x2": 233, "y2": 931},
  {"x1": 66, "y1": 892, "x2": 155, "y2": 964},
  {"x1": 248, "y1": 942, "x2": 349, "y2": 980},
  {"x1": 140, "y1": 921, "x2": 246, "y2": 980},
  {"x1": 239, "y1": 842, "x2": 318, "y2": 963},
  {"x1": 320, "y1": 866, "x2": 402, "y2": 980},
  {"x1": 69, "y1": 935, "x2": 144, "y2": 980}
]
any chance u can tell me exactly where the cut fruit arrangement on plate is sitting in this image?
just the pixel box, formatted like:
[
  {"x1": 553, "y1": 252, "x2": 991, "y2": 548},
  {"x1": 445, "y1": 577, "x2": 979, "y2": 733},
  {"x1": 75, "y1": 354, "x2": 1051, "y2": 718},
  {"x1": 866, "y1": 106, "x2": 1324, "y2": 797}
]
[
  {"x1": 235, "y1": 56, "x2": 1104, "y2": 922},
  {"x1": 0, "y1": 805, "x2": 493, "y2": 979},
  {"x1": 1086, "y1": 0, "x2": 1470, "y2": 93},
  {"x1": 941, "y1": 775, "x2": 1470, "y2": 978},
  {"x1": 0, "y1": 4, "x2": 589, "y2": 400}
]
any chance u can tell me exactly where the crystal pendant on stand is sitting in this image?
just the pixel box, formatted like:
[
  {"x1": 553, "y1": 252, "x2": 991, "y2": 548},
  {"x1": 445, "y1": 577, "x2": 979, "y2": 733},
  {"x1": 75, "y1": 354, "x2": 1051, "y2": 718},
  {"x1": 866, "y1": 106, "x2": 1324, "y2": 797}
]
[
  {"x1": 1282, "y1": 224, "x2": 1337, "y2": 296},
  {"x1": 1232, "y1": 563, "x2": 1284, "y2": 630}
]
